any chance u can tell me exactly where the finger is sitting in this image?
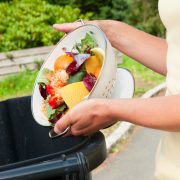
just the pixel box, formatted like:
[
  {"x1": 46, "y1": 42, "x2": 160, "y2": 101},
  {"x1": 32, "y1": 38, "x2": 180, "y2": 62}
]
[
  {"x1": 53, "y1": 22, "x2": 84, "y2": 32},
  {"x1": 53, "y1": 20, "x2": 99, "y2": 33},
  {"x1": 76, "y1": 127, "x2": 97, "y2": 136},
  {"x1": 71, "y1": 121, "x2": 90, "y2": 132},
  {"x1": 54, "y1": 114, "x2": 71, "y2": 134}
]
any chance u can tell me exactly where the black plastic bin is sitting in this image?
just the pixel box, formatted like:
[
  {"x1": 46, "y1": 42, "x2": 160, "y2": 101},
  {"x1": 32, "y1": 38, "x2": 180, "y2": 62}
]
[{"x1": 0, "y1": 96, "x2": 107, "y2": 180}]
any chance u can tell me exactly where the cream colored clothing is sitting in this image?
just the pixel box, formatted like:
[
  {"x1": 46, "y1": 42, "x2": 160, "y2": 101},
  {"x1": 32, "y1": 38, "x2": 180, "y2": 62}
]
[{"x1": 155, "y1": 0, "x2": 180, "y2": 179}]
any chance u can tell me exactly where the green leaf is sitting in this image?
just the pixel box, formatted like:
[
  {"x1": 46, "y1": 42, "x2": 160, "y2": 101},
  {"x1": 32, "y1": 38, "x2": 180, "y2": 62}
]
[
  {"x1": 56, "y1": 104, "x2": 67, "y2": 114},
  {"x1": 46, "y1": 102, "x2": 56, "y2": 119},
  {"x1": 67, "y1": 71, "x2": 86, "y2": 84},
  {"x1": 46, "y1": 102, "x2": 67, "y2": 120},
  {"x1": 74, "y1": 32, "x2": 97, "y2": 53},
  {"x1": 81, "y1": 33, "x2": 97, "y2": 48}
]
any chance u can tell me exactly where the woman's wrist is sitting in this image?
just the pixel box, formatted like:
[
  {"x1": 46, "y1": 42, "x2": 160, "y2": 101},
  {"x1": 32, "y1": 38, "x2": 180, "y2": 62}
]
[
  {"x1": 99, "y1": 20, "x2": 121, "y2": 46},
  {"x1": 108, "y1": 99, "x2": 134, "y2": 123},
  {"x1": 93, "y1": 99, "x2": 120, "y2": 122},
  {"x1": 107, "y1": 99, "x2": 124, "y2": 121}
]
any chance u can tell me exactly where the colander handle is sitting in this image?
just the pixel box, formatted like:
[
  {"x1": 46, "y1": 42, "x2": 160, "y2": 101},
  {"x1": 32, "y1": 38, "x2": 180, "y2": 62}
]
[
  {"x1": 49, "y1": 126, "x2": 70, "y2": 138},
  {"x1": 75, "y1": 19, "x2": 86, "y2": 26}
]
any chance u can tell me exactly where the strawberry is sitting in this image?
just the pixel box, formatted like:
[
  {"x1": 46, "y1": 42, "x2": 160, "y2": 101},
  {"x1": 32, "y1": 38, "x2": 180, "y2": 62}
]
[
  {"x1": 48, "y1": 96, "x2": 59, "y2": 109},
  {"x1": 46, "y1": 84, "x2": 55, "y2": 96},
  {"x1": 46, "y1": 84, "x2": 63, "y2": 109}
]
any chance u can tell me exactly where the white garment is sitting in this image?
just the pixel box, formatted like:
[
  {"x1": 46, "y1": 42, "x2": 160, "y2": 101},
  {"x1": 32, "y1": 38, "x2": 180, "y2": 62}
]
[{"x1": 155, "y1": 0, "x2": 180, "y2": 179}]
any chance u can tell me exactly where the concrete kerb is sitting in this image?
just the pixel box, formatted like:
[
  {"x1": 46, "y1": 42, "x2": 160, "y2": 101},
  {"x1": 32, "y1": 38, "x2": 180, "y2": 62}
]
[{"x1": 105, "y1": 82, "x2": 166, "y2": 152}]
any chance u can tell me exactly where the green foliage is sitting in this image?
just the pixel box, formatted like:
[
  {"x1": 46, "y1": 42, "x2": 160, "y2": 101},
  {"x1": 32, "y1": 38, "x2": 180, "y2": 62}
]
[
  {"x1": 0, "y1": 0, "x2": 92, "y2": 52},
  {"x1": 120, "y1": 55, "x2": 165, "y2": 84},
  {"x1": 110, "y1": 0, "x2": 130, "y2": 21},
  {"x1": 128, "y1": 0, "x2": 165, "y2": 36},
  {"x1": 119, "y1": 55, "x2": 165, "y2": 96},
  {"x1": 88, "y1": 0, "x2": 165, "y2": 36},
  {"x1": 90, "y1": 0, "x2": 130, "y2": 20},
  {"x1": 0, "y1": 0, "x2": 165, "y2": 53},
  {"x1": 46, "y1": 0, "x2": 165, "y2": 36},
  {"x1": 45, "y1": 0, "x2": 75, "y2": 6},
  {"x1": 46, "y1": 0, "x2": 111, "y2": 17},
  {"x1": 0, "y1": 69, "x2": 38, "y2": 100},
  {"x1": 46, "y1": 0, "x2": 129, "y2": 21}
]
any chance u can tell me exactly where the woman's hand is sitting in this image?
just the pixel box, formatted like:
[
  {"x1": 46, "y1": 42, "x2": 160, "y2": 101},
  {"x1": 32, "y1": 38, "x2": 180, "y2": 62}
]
[
  {"x1": 54, "y1": 99, "x2": 117, "y2": 136},
  {"x1": 53, "y1": 20, "x2": 115, "y2": 42}
]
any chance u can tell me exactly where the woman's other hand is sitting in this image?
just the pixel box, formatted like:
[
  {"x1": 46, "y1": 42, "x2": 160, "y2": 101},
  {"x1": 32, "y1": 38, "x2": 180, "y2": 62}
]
[{"x1": 54, "y1": 99, "x2": 117, "y2": 136}]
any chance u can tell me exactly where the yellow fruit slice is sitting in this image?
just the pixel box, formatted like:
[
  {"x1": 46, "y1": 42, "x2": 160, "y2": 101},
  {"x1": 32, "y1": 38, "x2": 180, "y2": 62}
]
[
  {"x1": 60, "y1": 82, "x2": 89, "y2": 109},
  {"x1": 94, "y1": 67, "x2": 101, "y2": 79},
  {"x1": 85, "y1": 55, "x2": 101, "y2": 75},
  {"x1": 85, "y1": 48, "x2": 105, "y2": 76},
  {"x1": 90, "y1": 47, "x2": 105, "y2": 64}
]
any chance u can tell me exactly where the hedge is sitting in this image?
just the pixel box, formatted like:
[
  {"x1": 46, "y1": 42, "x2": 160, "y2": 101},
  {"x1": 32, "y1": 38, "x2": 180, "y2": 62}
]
[{"x1": 0, "y1": 0, "x2": 92, "y2": 52}]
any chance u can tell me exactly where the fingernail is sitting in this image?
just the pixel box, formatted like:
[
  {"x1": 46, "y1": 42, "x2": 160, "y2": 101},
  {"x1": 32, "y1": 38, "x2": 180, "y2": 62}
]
[
  {"x1": 54, "y1": 126, "x2": 60, "y2": 133},
  {"x1": 53, "y1": 24, "x2": 59, "y2": 28}
]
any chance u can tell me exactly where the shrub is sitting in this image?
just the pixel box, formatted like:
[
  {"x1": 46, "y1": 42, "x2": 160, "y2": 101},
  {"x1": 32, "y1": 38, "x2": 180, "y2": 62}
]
[
  {"x1": 46, "y1": 0, "x2": 111, "y2": 19},
  {"x1": 45, "y1": 0, "x2": 165, "y2": 36},
  {"x1": 128, "y1": 0, "x2": 165, "y2": 36},
  {"x1": 0, "y1": 0, "x2": 92, "y2": 52},
  {"x1": 46, "y1": 0, "x2": 129, "y2": 21}
]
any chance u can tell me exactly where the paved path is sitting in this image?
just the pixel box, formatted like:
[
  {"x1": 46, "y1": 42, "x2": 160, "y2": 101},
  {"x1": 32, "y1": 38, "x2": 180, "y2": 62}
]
[{"x1": 92, "y1": 127, "x2": 163, "y2": 180}]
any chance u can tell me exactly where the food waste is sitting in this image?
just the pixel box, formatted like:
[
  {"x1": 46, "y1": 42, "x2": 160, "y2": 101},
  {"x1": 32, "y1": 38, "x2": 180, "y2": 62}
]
[{"x1": 38, "y1": 32, "x2": 105, "y2": 126}]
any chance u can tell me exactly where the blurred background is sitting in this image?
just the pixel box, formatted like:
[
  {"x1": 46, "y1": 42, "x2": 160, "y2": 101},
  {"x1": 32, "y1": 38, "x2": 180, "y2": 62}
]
[
  {"x1": 0, "y1": 0, "x2": 165, "y2": 53},
  {"x1": 0, "y1": 0, "x2": 165, "y2": 100}
]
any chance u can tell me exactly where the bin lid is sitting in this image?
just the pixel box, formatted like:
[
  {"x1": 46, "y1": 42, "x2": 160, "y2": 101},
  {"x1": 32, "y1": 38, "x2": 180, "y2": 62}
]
[{"x1": 0, "y1": 96, "x2": 89, "y2": 166}]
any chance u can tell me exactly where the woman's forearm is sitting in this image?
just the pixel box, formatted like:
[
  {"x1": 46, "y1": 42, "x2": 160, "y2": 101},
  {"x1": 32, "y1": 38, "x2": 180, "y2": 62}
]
[
  {"x1": 100, "y1": 20, "x2": 168, "y2": 75},
  {"x1": 110, "y1": 95, "x2": 180, "y2": 132}
]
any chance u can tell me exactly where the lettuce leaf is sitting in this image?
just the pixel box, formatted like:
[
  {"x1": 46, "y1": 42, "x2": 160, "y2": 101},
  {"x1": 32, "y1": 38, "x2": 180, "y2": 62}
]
[
  {"x1": 67, "y1": 71, "x2": 86, "y2": 84},
  {"x1": 46, "y1": 102, "x2": 56, "y2": 119},
  {"x1": 46, "y1": 102, "x2": 67, "y2": 120},
  {"x1": 74, "y1": 32, "x2": 98, "y2": 53}
]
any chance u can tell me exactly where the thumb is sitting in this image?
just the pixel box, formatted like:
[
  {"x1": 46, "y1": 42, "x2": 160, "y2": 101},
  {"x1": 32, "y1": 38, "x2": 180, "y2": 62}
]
[
  {"x1": 53, "y1": 20, "x2": 99, "y2": 33},
  {"x1": 54, "y1": 114, "x2": 71, "y2": 134},
  {"x1": 53, "y1": 22, "x2": 84, "y2": 33}
]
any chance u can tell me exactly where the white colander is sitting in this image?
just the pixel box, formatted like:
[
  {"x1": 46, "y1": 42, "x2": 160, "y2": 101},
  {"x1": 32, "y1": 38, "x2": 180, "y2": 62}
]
[{"x1": 31, "y1": 22, "x2": 117, "y2": 129}]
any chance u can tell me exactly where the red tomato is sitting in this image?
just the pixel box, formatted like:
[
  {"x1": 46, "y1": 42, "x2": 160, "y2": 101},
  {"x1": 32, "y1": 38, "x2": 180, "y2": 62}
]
[
  {"x1": 46, "y1": 85, "x2": 55, "y2": 96},
  {"x1": 48, "y1": 96, "x2": 59, "y2": 109}
]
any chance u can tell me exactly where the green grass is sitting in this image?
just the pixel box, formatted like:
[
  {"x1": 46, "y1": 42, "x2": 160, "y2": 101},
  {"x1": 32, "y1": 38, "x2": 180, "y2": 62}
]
[
  {"x1": 0, "y1": 69, "x2": 38, "y2": 100},
  {"x1": 119, "y1": 55, "x2": 165, "y2": 96},
  {"x1": 0, "y1": 55, "x2": 165, "y2": 100}
]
